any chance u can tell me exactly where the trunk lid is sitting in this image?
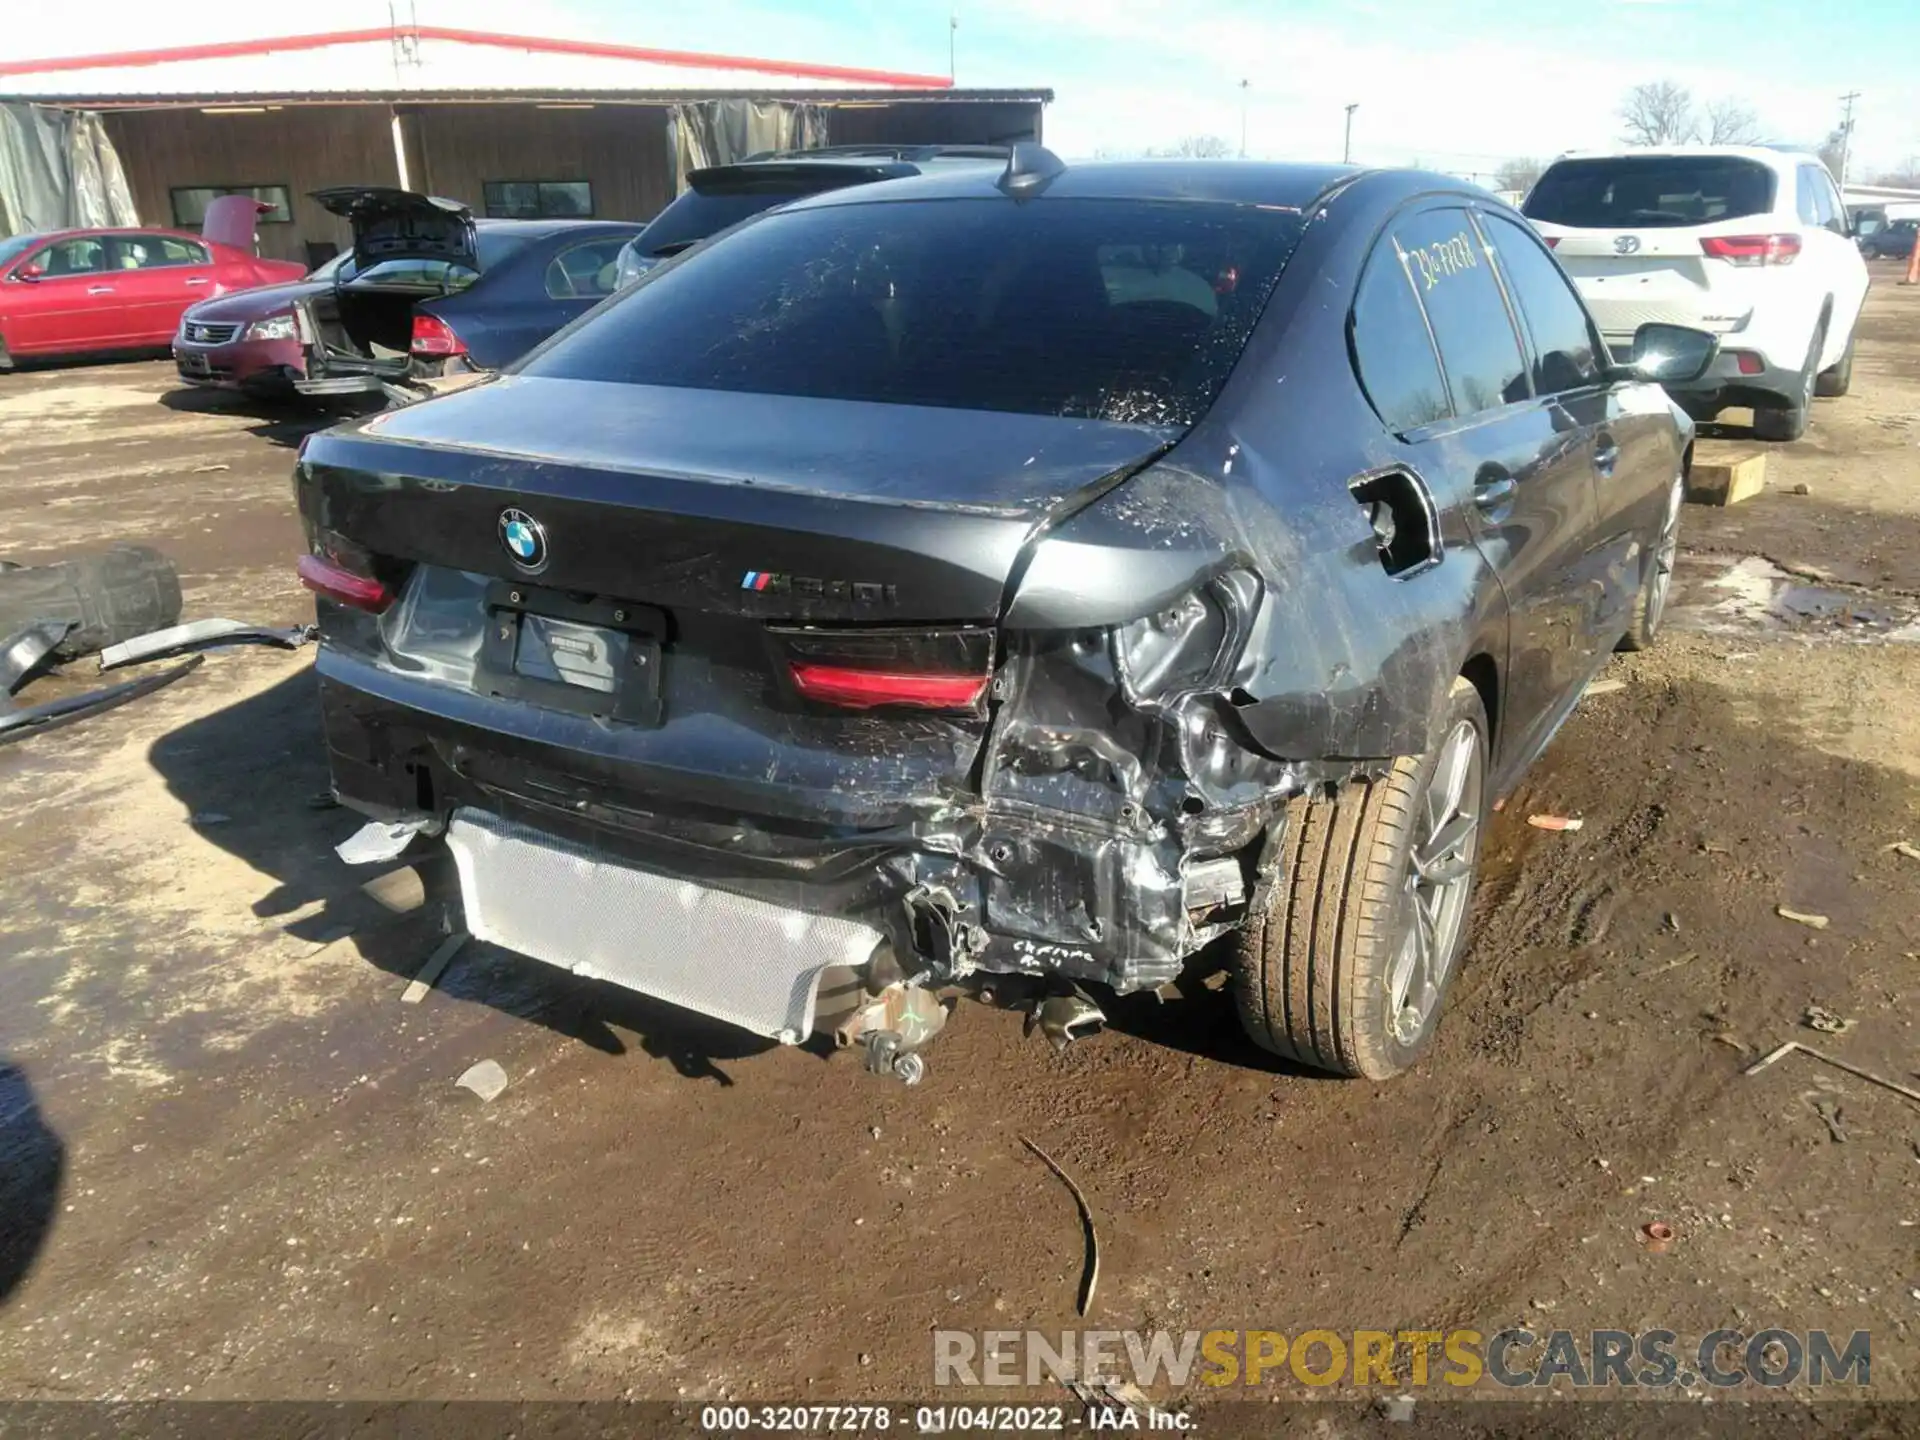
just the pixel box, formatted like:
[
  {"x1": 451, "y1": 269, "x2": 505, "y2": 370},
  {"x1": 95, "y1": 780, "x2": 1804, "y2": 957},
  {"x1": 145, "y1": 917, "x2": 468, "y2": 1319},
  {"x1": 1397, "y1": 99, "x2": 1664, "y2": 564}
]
[
  {"x1": 201, "y1": 194, "x2": 272, "y2": 252},
  {"x1": 1532, "y1": 219, "x2": 1777, "y2": 342},
  {"x1": 299, "y1": 375, "x2": 1176, "y2": 622},
  {"x1": 311, "y1": 186, "x2": 478, "y2": 275}
]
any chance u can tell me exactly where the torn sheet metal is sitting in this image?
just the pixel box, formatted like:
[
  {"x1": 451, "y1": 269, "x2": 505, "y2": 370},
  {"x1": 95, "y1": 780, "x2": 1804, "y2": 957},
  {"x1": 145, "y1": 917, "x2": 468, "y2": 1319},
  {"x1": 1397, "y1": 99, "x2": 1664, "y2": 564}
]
[
  {"x1": 0, "y1": 655, "x2": 203, "y2": 746},
  {"x1": 98, "y1": 619, "x2": 315, "y2": 672},
  {"x1": 0, "y1": 620, "x2": 75, "y2": 697}
]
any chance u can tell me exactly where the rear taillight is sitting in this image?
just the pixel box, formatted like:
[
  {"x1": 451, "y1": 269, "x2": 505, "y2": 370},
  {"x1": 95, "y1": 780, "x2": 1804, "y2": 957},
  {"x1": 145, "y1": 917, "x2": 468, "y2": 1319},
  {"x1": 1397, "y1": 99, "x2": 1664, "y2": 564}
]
[
  {"x1": 770, "y1": 624, "x2": 994, "y2": 713},
  {"x1": 1700, "y1": 234, "x2": 1802, "y2": 266},
  {"x1": 410, "y1": 312, "x2": 466, "y2": 357},
  {"x1": 789, "y1": 663, "x2": 988, "y2": 711},
  {"x1": 1542, "y1": 236, "x2": 1560, "y2": 249},
  {"x1": 1728, "y1": 350, "x2": 1765, "y2": 376},
  {"x1": 297, "y1": 552, "x2": 393, "y2": 613}
]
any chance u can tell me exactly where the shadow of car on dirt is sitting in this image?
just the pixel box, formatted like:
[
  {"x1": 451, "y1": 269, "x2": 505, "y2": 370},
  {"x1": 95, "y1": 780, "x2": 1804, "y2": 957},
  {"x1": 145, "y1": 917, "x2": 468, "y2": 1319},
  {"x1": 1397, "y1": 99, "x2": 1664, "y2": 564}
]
[
  {"x1": 0, "y1": 1061, "x2": 63, "y2": 1305},
  {"x1": 157, "y1": 385, "x2": 354, "y2": 451},
  {"x1": 145, "y1": 668, "x2": 780, "y2": 1083}
]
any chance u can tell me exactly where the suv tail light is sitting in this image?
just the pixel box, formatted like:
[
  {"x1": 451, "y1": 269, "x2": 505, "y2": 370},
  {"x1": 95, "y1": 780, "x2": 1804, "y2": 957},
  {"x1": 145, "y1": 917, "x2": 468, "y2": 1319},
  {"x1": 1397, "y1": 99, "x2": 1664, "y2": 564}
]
[
  {"x1": 297, "y1": 552, "x2": 394, "y2": 613},
  {"x1": 410, "y1": 312, "x2": 466, "y2": 357},
  {"x1": 769, "y1": 625, "x2": 993, "y2": 713},
  {"x1": 1542, "y1": 236, "x2": 1560, "y2": 249},
  {"x1": 1700, "y1": 234, "x2": 1802, "y2": 266}
]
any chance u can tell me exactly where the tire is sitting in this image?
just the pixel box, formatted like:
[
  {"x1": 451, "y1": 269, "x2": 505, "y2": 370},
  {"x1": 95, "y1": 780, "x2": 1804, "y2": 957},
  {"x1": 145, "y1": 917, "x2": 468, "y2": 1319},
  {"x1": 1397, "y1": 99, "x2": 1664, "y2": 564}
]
[
  {"x1": 1815, "y1": 326, "x2": 1854, "y2": 398},
  {"x1": 1617, "y1": 474, "x2": 1682, "y2": 652},
  {"x1": 0, "y1": 545, "x2": 182, "y2": 661},
  {"x1": 1752, "y1": 317, "x2": 1825, "y2": 443},
  {"x1": 1231, "y1": 677, "x2": 1489, "y2": 1080}
]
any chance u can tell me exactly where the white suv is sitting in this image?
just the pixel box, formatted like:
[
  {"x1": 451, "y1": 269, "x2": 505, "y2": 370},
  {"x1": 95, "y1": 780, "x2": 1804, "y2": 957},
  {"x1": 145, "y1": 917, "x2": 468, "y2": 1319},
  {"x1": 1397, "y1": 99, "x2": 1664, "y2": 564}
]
[{"x1": 1524, "y1": 146, "x2": 1868, "y2": 440}]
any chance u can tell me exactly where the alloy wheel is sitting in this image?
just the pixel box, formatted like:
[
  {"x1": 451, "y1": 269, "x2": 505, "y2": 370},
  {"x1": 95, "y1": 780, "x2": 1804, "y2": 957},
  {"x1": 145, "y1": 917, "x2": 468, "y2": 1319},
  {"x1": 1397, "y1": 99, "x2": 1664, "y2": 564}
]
[{"x1": 1385, "y1": 718, "x2": 1483, "y2": 1045}]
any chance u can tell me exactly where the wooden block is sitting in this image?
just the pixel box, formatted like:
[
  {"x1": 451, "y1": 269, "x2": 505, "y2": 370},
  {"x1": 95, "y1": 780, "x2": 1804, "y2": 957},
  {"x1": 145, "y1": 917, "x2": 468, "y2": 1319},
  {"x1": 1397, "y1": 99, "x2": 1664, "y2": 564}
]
[
  {"x1": 401, "y1": 931, "x2": 467, "y2": 1005},
  {"x1": 1686, "y1": 448, "x2": 1767, "y2": 506}
]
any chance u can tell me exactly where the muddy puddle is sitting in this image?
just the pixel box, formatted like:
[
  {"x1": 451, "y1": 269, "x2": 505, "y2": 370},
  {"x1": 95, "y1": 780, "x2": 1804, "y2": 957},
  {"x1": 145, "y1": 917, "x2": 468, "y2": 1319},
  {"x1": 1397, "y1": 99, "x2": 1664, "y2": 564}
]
[{"x1": 1670, "y1": 552, "x2": 1920, "y2": 641}]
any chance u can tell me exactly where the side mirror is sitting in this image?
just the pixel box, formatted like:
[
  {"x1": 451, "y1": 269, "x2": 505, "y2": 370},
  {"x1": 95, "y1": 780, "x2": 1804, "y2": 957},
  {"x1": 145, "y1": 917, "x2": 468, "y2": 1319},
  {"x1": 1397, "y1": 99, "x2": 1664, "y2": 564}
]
[
  {"x1": 1623, "y1": 322, "x2": 1718, "y2": 386},
  {"x1": 13, "y1": 263, "x2": 43, "y2": 282}
]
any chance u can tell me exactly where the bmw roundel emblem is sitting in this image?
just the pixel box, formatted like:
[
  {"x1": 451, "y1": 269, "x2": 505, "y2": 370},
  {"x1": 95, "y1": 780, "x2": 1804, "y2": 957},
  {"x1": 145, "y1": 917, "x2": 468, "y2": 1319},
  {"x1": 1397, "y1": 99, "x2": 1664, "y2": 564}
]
[{"x1": 498, "y1": 508, "x2": 548, "y2": 572}]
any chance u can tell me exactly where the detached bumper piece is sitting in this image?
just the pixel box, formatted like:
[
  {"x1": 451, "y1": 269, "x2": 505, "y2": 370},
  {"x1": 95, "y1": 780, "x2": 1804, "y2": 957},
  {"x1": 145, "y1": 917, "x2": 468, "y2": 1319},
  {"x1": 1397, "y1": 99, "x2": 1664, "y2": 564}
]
[{"x1": 445, "y1": 807, "x2": 886, "y2": 1042}]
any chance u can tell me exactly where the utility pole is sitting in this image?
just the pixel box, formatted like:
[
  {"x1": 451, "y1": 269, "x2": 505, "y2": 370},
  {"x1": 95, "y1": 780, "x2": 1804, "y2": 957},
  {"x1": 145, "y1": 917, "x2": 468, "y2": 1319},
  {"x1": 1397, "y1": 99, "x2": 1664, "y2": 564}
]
[
  {"x1": 1343, "y1": 103, "x2": 1358, "y2": 164},
  {"x1": 948, "y1": 9, "x2": 958, "y2": 83},
  {"x1": 1239, "y1": 79, "x2": 1250, "y2": 159},
  {"x1": 1837, "y1": 90, "x2": 1860, "y2": 187}
]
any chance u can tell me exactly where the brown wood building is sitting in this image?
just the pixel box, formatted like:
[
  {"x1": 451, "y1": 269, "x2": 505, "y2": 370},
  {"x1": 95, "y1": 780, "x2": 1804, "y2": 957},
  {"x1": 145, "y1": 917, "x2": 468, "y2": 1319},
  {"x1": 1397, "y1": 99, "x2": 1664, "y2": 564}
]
[{"x1": 0, "y1": 27, "x2": 1050, "y2": 263}]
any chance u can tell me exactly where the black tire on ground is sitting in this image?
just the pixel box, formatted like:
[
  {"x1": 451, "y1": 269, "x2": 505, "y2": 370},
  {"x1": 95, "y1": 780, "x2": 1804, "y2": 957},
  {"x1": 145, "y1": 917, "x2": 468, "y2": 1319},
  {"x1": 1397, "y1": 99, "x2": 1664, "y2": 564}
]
[
  {"x1": 1231, "y1": 677, "x2": 1489, "y2": 1080},
  {"x1": 1815, "y1": 327, "x2": 1855, "y2": 398},
  {"x1": 1618, "y1": 476, "x2": 1682, "y2": 653},
  {"x1": 0, "y1": 546, "x2": 182, "y2": 661},
  {"x1": 1752, "y1": 317, "x2": 1825, "y2": 443}
]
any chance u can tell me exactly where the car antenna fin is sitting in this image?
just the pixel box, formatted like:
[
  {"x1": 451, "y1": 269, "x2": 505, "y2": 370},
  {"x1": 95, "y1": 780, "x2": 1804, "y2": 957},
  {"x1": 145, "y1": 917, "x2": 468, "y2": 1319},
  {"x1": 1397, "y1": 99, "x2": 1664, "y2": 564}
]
[{"x1": 997, "y1": 142, "x2": 1067, "y2": 197}]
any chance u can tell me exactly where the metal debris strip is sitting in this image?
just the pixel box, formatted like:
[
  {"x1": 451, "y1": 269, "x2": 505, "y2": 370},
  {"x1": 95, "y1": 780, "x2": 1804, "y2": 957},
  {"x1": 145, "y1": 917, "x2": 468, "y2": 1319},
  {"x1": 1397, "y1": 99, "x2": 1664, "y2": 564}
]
[
  {"x1": 402, "y1": 931, "x2": 468, "y2": 1005},
  {"x1": 97, "y1": 619, "x2": 315, "y2": 672},
  {"x1": 1020, "y1": 1135, "x2": 1099, "y2": 1316},
  {"x1": 1744, "y1": 1040, "x2": 1920, "y2": 1109},
  {"x1": 0, "y1": 655, "x2": 204, "y2": 747}
]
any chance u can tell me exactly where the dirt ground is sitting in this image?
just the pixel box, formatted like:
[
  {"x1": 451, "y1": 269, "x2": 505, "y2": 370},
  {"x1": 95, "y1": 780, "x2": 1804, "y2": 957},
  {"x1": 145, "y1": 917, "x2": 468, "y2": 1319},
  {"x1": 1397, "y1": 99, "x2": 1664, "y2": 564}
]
[{"x1": 1, "y1": 278, "x2": 1918, "y2": 1422}]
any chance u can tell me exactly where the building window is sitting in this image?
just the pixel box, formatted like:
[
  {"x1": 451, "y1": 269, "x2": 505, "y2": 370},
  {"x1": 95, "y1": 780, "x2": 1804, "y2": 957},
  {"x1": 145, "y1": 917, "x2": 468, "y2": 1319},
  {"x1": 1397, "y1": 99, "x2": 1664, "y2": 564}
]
[
  {"x1": 170, "y1": 184, "x2": 294, "y2": 227},
  {"x1": 483, "y1": 181, "x2": 594, "y2": 219}
]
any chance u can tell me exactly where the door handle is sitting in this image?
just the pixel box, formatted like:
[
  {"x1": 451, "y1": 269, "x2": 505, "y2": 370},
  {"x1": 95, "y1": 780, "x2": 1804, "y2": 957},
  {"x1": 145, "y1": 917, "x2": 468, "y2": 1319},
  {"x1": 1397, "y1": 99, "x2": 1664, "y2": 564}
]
[
  {"x1": 1594, "y1": 434, "x2": 1620, "y2": 477},
  {"x1": 184, "y1": 277, "x2": 211, "y2": 286},
  {"x1": 1473, "y1": 475, "x2": 1518, "y2": 511},
  {"x1": 86, "y1": 285, "x2": 114, "y2": 295}
]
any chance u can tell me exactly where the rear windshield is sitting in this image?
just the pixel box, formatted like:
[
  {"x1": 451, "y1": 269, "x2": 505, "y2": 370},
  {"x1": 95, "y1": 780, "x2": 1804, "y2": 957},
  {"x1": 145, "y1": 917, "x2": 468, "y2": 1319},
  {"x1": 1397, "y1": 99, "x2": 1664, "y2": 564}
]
[
  {"x1": 1524, "y1": 156, "x2": 1776, "y2": 228},
  {"x1": 339, "y1": 230, "x2": 531, "y2": 288},
  {"x1": 630, "y1": 177, "x2": 867, "y2": 258},
  {"x1": 525, "y1": 197, "x2": 1304, "y2": 426}
]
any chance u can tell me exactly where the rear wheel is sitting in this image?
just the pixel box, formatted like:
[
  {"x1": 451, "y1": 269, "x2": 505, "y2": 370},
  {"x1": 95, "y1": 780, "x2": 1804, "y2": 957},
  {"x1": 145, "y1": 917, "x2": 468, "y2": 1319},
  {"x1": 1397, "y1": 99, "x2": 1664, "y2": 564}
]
[
  {"x1": 1815, "y1": 326, "x2": 1855, "y2": 398},
  {"x1": 1617, "y1": 474, "x2": 1682, "y2": 652},
  {"x1": 1752, "y1": 317, "x2": 1824, "y2": 443},
  {"x1": 1231, "y1": 678, "x2": 1488, "y2": 1079}
]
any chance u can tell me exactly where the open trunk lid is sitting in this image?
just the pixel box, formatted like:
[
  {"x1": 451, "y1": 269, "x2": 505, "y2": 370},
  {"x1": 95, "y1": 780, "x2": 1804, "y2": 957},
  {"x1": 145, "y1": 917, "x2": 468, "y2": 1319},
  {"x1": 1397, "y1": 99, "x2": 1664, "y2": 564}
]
[
  {"x1": 311, "y1": 186, "x2": 478, "y2": 274},
  {"x1": 299, "y1": 376, "x2": 1175, "y2": 622}
]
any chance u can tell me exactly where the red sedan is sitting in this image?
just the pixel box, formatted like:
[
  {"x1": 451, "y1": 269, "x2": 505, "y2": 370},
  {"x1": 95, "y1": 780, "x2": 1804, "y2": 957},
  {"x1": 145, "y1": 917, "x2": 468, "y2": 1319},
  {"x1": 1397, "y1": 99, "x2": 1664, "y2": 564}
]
[{"x1": 0, "y1": 227, "x2": 304, "y2": 368}]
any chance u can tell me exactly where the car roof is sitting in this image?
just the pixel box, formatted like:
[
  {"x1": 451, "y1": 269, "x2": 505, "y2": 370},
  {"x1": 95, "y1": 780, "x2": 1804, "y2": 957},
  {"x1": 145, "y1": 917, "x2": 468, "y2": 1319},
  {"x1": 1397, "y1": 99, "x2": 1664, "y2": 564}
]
[
  {"x1": 779, "y1": 158, "x2": 1362, "y2": 213},
  {"x1": 471, "y1": 218, "x2": 632, "y2": 238},
  {"x1": 1546, "y1": 145, "x2": 1814, "y2": 171}
]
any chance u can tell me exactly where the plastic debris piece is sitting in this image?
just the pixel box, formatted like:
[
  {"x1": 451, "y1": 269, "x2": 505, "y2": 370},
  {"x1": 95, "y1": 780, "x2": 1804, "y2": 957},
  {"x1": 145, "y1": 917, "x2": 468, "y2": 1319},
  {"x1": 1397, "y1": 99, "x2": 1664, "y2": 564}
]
[
  {"x1": 1776, "y1": 907, "x2": 1830, "y2": 930},
  {"x1": 1583, "y1": 678, "x2": 1627, "y2": 696},
  {"x1": 1886, "y1": 841, "x2": 1920, "y2": 863},
  {"x1": 1802, "y1": 1006, "x2": 1853, "y2": 1035},
  {"x1": 0, "y1": 619, "x2": 75, "y2": 697},
  {"x1": 1641, "y1": 1222, "x2": 1675, "y2": 1254},
  {"x1": 455, "y1": 1059, "x2": 508, "y2": 1102},
  {"x1": 98, "y1": 618, "x2": 314, "y2": 672},
  {"x1": 0, "y1": 655, "x2": 203, "y2": 746},
  {"x1": 1527, "y1": 814, "x2": 1584, "y2": 832},
  {"x1": 336, "y1": 819, "x2": 433, "y2": 866}
]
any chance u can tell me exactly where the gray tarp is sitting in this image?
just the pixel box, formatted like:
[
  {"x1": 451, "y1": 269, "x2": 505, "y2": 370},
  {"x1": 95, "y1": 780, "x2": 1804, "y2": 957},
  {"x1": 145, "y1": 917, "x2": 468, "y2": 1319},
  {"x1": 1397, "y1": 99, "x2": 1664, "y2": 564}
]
[
  {"x1": 0, "y1": 104, "x2": 138, "y2": 237},
  {"x1": 668, "y1": 100, "x2": 827, "y2": 192}
]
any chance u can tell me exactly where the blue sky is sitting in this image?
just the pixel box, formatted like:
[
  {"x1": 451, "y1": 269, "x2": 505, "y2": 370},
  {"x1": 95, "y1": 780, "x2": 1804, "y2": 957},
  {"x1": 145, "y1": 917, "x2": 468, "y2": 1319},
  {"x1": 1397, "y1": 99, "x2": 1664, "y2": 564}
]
[{"x1": 16, "y1": 0, "x2": 1920, "y2": 179}]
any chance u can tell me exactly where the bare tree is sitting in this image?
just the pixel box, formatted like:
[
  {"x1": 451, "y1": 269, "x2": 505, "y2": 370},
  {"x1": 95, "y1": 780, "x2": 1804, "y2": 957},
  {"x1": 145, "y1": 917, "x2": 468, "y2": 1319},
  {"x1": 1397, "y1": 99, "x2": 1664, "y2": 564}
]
[
  {"x1": 1872, "y1": 166, "x2": 1920, "y2": 190},
  {"x1": 1494, "y1": 157, "x2": 1545, "y2": 195},
  {"x1": 1619, "y1": 81, "x2": 1698, "y2": 146},
  {"x1": 1703, "y1": 99, "x2": 1762, "y2": 145},
  {"x1": 1817, "y1": 128, "x2": 1847, "y2": 181},
  {"x1": 1164, "y1": 134, "x2": 1233, "y2": 159}
]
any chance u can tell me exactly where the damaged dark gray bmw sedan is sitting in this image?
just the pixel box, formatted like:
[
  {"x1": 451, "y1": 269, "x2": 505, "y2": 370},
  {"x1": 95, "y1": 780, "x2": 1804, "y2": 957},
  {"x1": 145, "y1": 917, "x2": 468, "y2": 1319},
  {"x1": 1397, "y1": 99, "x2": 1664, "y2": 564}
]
[{"x1": 295, "y1": 148, "x2": 1714, "y2": 1081}]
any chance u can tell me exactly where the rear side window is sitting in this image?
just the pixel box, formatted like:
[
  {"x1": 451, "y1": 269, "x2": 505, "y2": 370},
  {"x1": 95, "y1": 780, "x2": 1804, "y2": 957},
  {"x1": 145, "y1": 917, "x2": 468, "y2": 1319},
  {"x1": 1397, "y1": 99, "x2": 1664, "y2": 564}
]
[
  {"x1": 1392, "y1": 209, "x2": 1528, "y2": 418},
  {"x1": 1478, "y1": 213, "x2": 1601, "y2": 394},
  {"x1": 544, "y1": 238, "x2": 630, "y2": 299},
  {"x1": 28, "y1": 236, "x2": 109, "y2": 275},
  {"x1": 1524, "y1": 156, "x2": 1776, "y2": 228},
  {"x1": 1350, "y1": 241, "x2": 1449, "y2": 433},
  {"x1": 527, "y1": 197, "x2": 1305, "y2": 426},
  {"x1": 111, "y1": 235, "x2": 208, "y2": 269}
]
